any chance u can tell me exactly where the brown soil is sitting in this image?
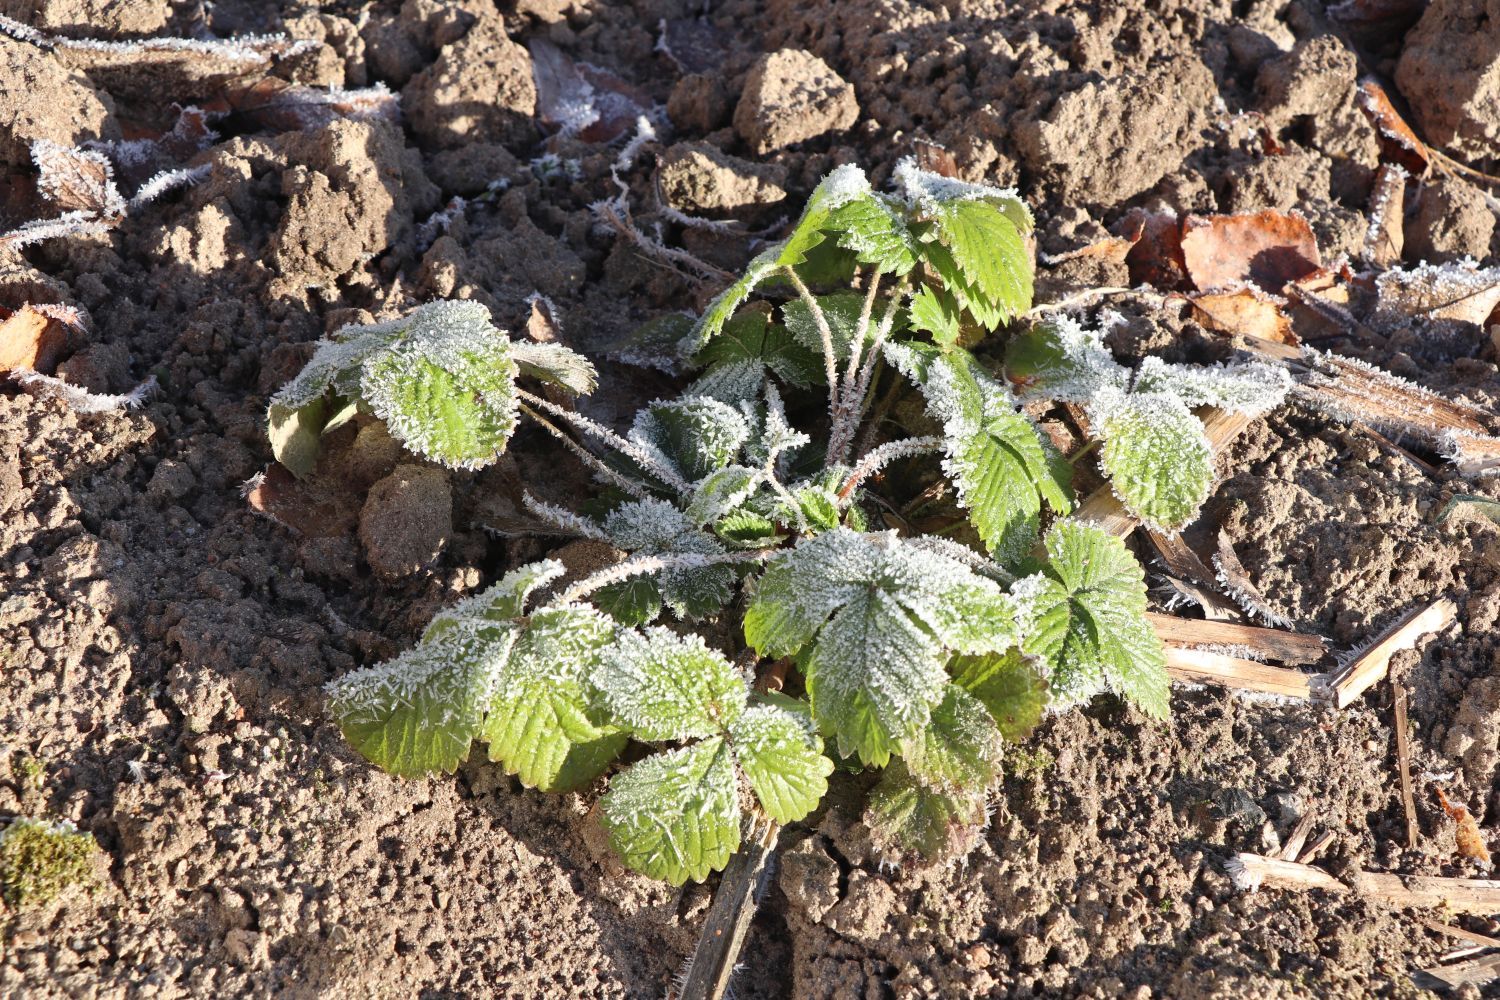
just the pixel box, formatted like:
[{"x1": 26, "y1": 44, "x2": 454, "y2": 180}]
[{"x1": 2, "y1": 1, "x2": 1498, "y2": 998}]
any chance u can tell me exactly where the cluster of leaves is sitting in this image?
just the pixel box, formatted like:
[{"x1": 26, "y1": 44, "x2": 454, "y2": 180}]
[{"x1": 281, "y1": 158, "x2": 1293, "y2": 882}]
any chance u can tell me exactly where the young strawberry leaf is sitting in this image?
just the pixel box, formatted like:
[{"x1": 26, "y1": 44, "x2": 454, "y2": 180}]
[
  {"x1": 899, "y1": 683, "x2": 1003, "y2": 795},
  {"x1": 630, "y1": 396, "x2": 751, "y2": 482},
  {"x1": 685, "y1": 465, "x2": 762, "y2": 526},
  {"x1": 600, "y1": 738, "x2": 741, "y2": 885},
  {"x1": 783, "y1": 291, "x2": 883, "y2": 363},
  {"x1": 908, "y1": 284, "x2": 964, "y2": 347},
  {"x1": 729, "y1": 703, "x2": 833, "y2": 824},
  {"x1": 823, "y1": 192, "x2": 919, "y2": 275},
  {"x1": 887, "y1": 343, "x2": 1071, "y2": 566},
  {"x1": 744, "y1": 529, "x2": 1018, "y2": 766},
  {"x1": 1014, "y1": 520, "x2": 1168, "y2": 718},
  {"x1": 481, "y1": 606, "x2": 625, "y2": 792},
  {"x1": 600, "y1": 499, "x2": 736, "y2": 621},
  {"x1": 864, "y1": 759, "x2": 985, "y2": 864},
  {"x1": 688, "y1": 308, "x2": 821, "y2": 403},
  {"x1": 1090, "y1": 387, "x2": 1214, "y2": 533},
  {"x1": 510, "y1": 340, "x2": 599, "y2": 395},
  {"x1": 591, "y1": 628, "x2": 747, "y2": 740},
  {"x1": 950, "y1": 649, "x2": 1050, "y2": 742}
]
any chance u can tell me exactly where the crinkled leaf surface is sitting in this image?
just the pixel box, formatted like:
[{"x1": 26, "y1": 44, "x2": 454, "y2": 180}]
[
  {"x1": 925, "y1": 198, "x2": 1032, "y2": 326},
  {"x1": 1014, "y1": 520, "x2": 1169, "y2": 718},
  {"x1": 631, "y1": 397, "x2": 750, "y2": 482},
  {"x1": 1004, "y1": 315, "x2": 1128, "y2": 402},
  {"x1": 510, "y1": 340, "x2": 598, "y2": 395},
  {"x1": 951, "y1": 649, "x2": 1049, "y2": 742},
  {"x1": 592, "y1": 628, "x2": 747, "y2": 741},
  {"x1": 744, "y1": 529, "x2": 1018, "y2": 765},
  {"x1": 1091, "y1": 388, "x2": 1214, "y2": 533},
  {"x1": 864, "y1": 759, "x2": 985, "y2": 865},
  {"x1": 899, "y1": 683, "x2": 1003, "y2": 794},
  {"x1": 689, "y1": 309, "x2": 821, "y2": 402},
  {"x1": 730, "y1": 703, "x2": 832, "y2": 824},
  {"x1": 1132, "y1": 355, "x2": 1290, "y2": 414},
  {"x1": 824, "y1": 192, "x2": 919, "y2": 275},
  {"x1": 600, "y1": 738, "x2": 740, "y2": 885}
]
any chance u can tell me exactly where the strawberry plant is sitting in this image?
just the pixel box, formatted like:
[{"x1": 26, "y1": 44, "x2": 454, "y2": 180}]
[{"x1": 277, "y1": 158, "x2": 1292, "y2": 886}]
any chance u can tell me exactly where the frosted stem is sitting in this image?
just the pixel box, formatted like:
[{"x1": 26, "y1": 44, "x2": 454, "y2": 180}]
[
  {"x1": 518, "y1": 389, "x2": 690, "y2": 493},
  {"x1": 553, "y1": 550, "x2": 769, "y2": 606},
  {"x1": 518, "y1": 403, "x2": 652, "y2": 499},
  {"x1": 837, "y1": 435, "x2": 944, "y2": 500},
  {"x1": 831, "y1": 290, "x2": 904, "y2": 465},
  {"x1": 843, "y1": 270, "x2": 881, "y2": 401},
  {"x1": 783, "y1": 266, "x2": 840, "y2": 408}
]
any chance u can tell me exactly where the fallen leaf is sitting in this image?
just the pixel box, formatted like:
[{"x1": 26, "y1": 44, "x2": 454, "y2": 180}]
[
  {"x1": 1045, "y1": 234, "x2": 1138, "y2": 268},
  {"x1": 914, "y1": 140, "x2": 960, "y2": 179},
  {"x1": 1437, "y1": 788, "x2": 1492, "y2": 864},
  {"x1": 530, "y1": 39, "x2": 649, "y2": 143},
  {"x1": 1363, "y1": 163, "x2": 1408, "y2": 267},
  {"x1": 218, "y1": 78, "x2": 399, "y2": 131},
  {"x1": 0, "y1": 305, "x2": 66, "y2": 373},
  {"x1": 526, "y1": 294, "x2": 562, "y2": 343},
  {"x1": 656, "y1": 18, "x2": 729, "y2": 76},
  {"x1": 1190, "y1": 285, "x2": 1298, "y2": 344},
  {"x1": 244, "y1": 463, "x2": 358, "y2": 538},
  {"x1": 1356, "y1": 79, "x2": 1430, "y2": 175},
  {"x1": 1375, "y1": 261, "x2": 1500, "y2": 325},
  {"x1": 1181, "y1": 211, "x2": 1323, "y2": 293},
  {"x1": 30, "y1": 140, "x2": 125, "y2": 219},
  {"x1": 1120, "y1": 209, "x2": 1189, "y2": 290}
]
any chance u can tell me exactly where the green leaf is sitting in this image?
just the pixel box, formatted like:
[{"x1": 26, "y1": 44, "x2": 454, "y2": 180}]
[
  {"x1": 864, "y1": 760, "x2": 985, "y2": 864},
  {"x1": 926, "y1": 199, "x2": 1032, "y2": 325},
  {"x1": 601, "y1": 738, "x2": 741, "y2": 885},
  {"x1": 632, "y1": 397, "x2": 751, "y2": 482},
  {"x1": 950, "y1": 649, "x2": 1049, "y2": 742},
  {"x1": 920, "y1": 240, "x2": 1007, "y2": 331},
  {"x1": 908, "y1": 284, "x2": 963, "y2": 347},
  {"x1": 327, "y1": 630, "x2": 515, "y2": 778},
  {"x1": 824, "y1": 193, "x2": 919, "y2": 275},
  {"x1": 688, "y1": 246, "x2": 782, "y2": 354},
  {"x1": 778, "y1": 164, "x2": 874, "y2": 267},
  {"x1": 793, "y1": 486, "x2": 841, "y2": 532},
  {"x1": 899, "y1": 683, "x2": 1003, "y2": 794},
  {"x1": 689, "y1": 309, "x2": 821, "y2": 402},
  {"x1": 424, "y1": 560, "x2": 565, "y2": 638},
  {"x1": 886, "y1": 344, "x2": 1071, "y2": 567},
  {"x1": 1091, "y1": 388, "x2": 1213, "y2": 533},
  {"x1": 685, "y1": 465, "x2": 762, "y2": 526},
  {"x1": 593, "y1": 575, "x2": 663, "y2": 627},
  {"x1": 592, "y1": 628, "x2": 748, "y2": 741},
  {"x1": 744, "y1": 529, "x2": 1018, "y2": 766},
  {"x1": 782, "y1": 291, "x2": 902, "y2": 364},
  {"x1": 715, "y1": 510, "x2": 782, "y2": 547},
  {"x1": 1016, "y1": 520, "x2": 1169, "y2": 718},
  {"x1": 510, "y1": 341, "x2": 598, "y2": 395},
  {"x1": 482, "y1": 607, "x2": 623, "y2": 791},
  {"x1": 1003, "y1": 315, "x2": 1128, "y2": 402},
  {"x1": 729, "y1": 704, "x2": 833, "y2": 824},
  {"x1": 599, "y1": 498, "x2": 736, "y2": 621}
]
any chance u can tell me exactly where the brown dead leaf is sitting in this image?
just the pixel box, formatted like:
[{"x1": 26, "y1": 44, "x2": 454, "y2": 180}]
[
  {"x1": 914, "y1": 140, "x2": 960, "y2": 179},
  {"x1": 526, "y1": 295, "x2": 561, "y2": 343},
  {"x1": 1364, "y1": 163, "x2": 1408, "y2": 267},
  {"x1": 218, "y1": 78, "x2": 399, "y2": 132},
  {"x1": 0, "y1": 305, "x2": 70, "y2": 374},
  {"x1": 530, "y1": 39, "x2": 650, "y2": 143},
  {"x1": 1437, "y1": 788, "x2": 1492, "y2": 864},
  {"x1": 1180, "y1": 211, "x2": 1322, "y2": 294},
  {"x1": 1190, "y1": 286, "x2": 1298, "y2": 344},
  {"x1": 1356, "y1": 79, "x2": 1431, "y2": 175},
  {"x1": 1375, "y1": 261, "x2": 1500, "y2": 325},
  {"x1": 244, "y1": 464, "x2": 359, "y2": 538},
  {"x1": 1120, "y1": 209, "x2": 1189, "y2": 290},
  {"x1": 30, "y1": 140, "x2": 124, "y2": 219},
  {"x1": 1046, "y1": 235, "x2": 1138, "y2": 268}
]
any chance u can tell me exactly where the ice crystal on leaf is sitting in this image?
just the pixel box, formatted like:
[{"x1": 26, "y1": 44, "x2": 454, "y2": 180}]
[
  {"x1": 596, "y1": 499, "x2": 737, "y2": 622},
  {"x1": 1012, "y1": 521, "x2": 1168, "y2": 718},
  {"x1": 729, "y1": 703, "x2": 832, "y2": 824},
  {"x1": 267, "y1": 301, "x2": 594, "y2": 477},
  {"x1": 744, "y1": 529, "x2": 1018, "y2": 765},
  {"x1": 593, "y1": 628, "x2": 748, "y2": 740},
  {"x1": 864, "y1": 759, "x2": 985, "y2": 865},
  {"x1": 601, "y1": 739, "x2": 741, "y2": 885}
]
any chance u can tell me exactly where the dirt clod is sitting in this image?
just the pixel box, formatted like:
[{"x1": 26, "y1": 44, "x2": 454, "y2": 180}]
[
  {"x1": 733, "y1": 48, "x2": 859, "y2": 155},
  {"x1": 358, "y1": 464, "x2": 453, "y2": 578}
]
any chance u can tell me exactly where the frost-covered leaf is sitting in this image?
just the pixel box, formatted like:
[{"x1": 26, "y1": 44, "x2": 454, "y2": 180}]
[
  {"x1": 687, "y1": 246, "x2": 781, "y2": 354},
  {"x1": 824, "y1": 192, "x2": 919, "y2": 275},
  {"x1": 864, "y1": 759, "x2": 986, "y2": 865},
  {"x1": 630, "y1": 397, "x2": 751, "y2": 481},
  {"x1": 690, "y1": 308, "x2": 821, "y2": 403},
  {"x1": 950, "y1": 649, "x2": 1049, "y2": 742},
  {"x1": 510, "y1": 340, "x2": 598, "y2": 395},
  {"x1": 744, "y1": 529, "x2": 1018, "y2": 765},
  {"x1": 1014, "y1": 521, "x2": 1168, "y2": 718},
  {"x1": 424, "y1": 560, "x2": 565, "y2": 636},
  {"x1": 1090, "y1": 388, "x2": 1213, "y2": 533},
  {"x1": 715, "y1": 510, "x2": 781, "y2": 547},
  {"x1": 792, "y1": 485, "x2": 841, "y2": 531},
  {"x1": 730, "y1": 703, "x2": 832, "y2": 824},
  {"x1": 593, "y1": 574, "x2": 663, "y2": 626},
  {"x1": 265, "y1": 322, "x2": 398, "y2": 477},
  {"x1": 601, "y1": 498, "x2": 736, "y2": 620},
  {"x1": 1131, "y1": 355, "x2": 1290, "y2": 414},
  {"x1": 482, "y1": 606, "x2": 624, "y2": 791},
  {"x1": 1004, "y1": 315, "x2": 1127, "y2": 402},
  {"x1": 592, "y1": 628, "x2": 747, "y2": 740},
  {"x1": 685, "y1": 465, "x2": 761, "y2": 526},
  {"x1": 327, "y1": 629, "x2": 515, "y2": 778},
  {"x1": 600, "y1": 738, "x2": 740, "y2": 885},
  {"x1": 782, "y1": 291, "x2": 898, "y2": 364},
  {"x1": 899, "y1": 684, "x2": 1002, "y2": 794},
  {"x1": 888, "y1": 343, "x2": 1070, "y2": 566},
  {"x1": 925, "y1": 199, "x2": 1032, "y2": 325}
]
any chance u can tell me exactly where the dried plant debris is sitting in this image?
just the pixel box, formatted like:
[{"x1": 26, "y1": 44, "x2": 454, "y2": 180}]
[
  {"x1": 0, "y1": 303, "x2": 73, "y2": 374},
  {"x1": 1373, "y1": 259, "x2": 1500, "y2": 326},
  {"x1": 1362, "y1": 163, "x2": 1408, "y2": 268},
  {"x1": 11, "y1": 368, "x2": 156, "y2": 413},
  {"x1": 1436, "y1": 787, "x2": 1493, "y2": 864},
  {"x1": 1189, "y1": 285, "x2": 1296, "y2": 344},
  {"x1": 1212, "y1": 531, "x2": 1293, "y2": 628},
  {"x1": 1355, "y1": 78, "x2": 1431, "y2": 175},
  {"x1": 530, "y1": 38, "x2": 651, "y2": 143},
  {"x1": 1179, "y1": 211, "x2": 1323, "y2": 294},
  {"x1": 213, "y1": 79, "x2": 400, "y2": 132}
]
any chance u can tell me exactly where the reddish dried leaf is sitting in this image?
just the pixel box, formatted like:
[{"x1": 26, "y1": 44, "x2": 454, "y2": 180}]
[
  {"x1": 221, "y1": 78, "x2": 399, "y2": 132},
  {"x1": 31, "y1": 141, "x2": 124, "y2": 219},
  {"x1": 0, "y1": 305, "x2": 69, "y2": 374},
  {"x1": 1047, "y1": 235, "x2": 1137, "y2": 268},
  {"x1": 530, "y1": 39, "x2": 649, "y2": 143},
  {"x1": 1356, "y1": 79, "x2": 1430, "y2": 175},
  {"x1": 1190, "y1": 287, "x2": 1298, "y2": 344},
  {"x1": 914, "y1": 140, "x2": 960, "y2": 179},
  {"x1": 1436, "y1": 788, "x2": 1492, "y2": 864},
  {"x1": 1180, "y1": 211, "x2": 1322, "y2": 294},
  {"x1": 1120, "y1": 210, "x2": 1189, "y2": 290},
  {"x1": 526, "y1": 295, "x2": 561, "y2": 343},
  {"x1": 245, "y1": 463, "x2": 358, "y2": 538}
]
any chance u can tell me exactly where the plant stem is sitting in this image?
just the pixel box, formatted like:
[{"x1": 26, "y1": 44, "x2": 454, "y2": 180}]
[
  {"x1": 843, "y1": 269, "x2": 882, "y2": 400},
  {"x1": 1067, "y1": 439, "x2": 1100, "y2": 465},
  {"x1": 783, "y1": 266, "x2": 840, "y2": 408},
  {"x1": 518, "y1": 389, "x2": 690, "y2": 493},
  {"x1": 838, "y1": 435, "x2": 945, "y2": 500},
  {"x1": 517, "y1": 402, "x2": 652, "y2": 499},
  {"x1": 553, "y1": 550, "x2": 771, "y2": 607},
  {"x1": 674, "y1": 816, "x2": 780, "y2": 1000}
]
